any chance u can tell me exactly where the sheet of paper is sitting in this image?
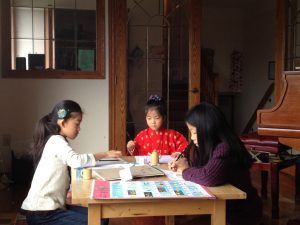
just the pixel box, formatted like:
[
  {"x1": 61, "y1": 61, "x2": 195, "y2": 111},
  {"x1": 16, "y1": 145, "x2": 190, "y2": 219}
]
[
  {"x1": 161, "y1": 169, "x2": 184, "y2": 181},
  {"x1": 159, "y1": 155, "x2": 174, "y2": 163},
  {"x1": 134, "y1": 155, "x2": 174, "y2": 165},
  {"x1": 119, "y1": 167, "x2": 133, "y2": 181},
  {"x1": 95, "y1": 158, "x2": 128, "y2": 167}
]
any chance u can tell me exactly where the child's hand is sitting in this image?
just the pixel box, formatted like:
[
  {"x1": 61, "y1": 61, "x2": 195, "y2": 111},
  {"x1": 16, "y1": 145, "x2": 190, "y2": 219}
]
[
  {"x1": 168, "y1": 157, "x2": 189, "y2": 173},
  {"x1": 127, "y1": 140, "x2": 136, "y2": 155},
  {"x1": 171, "y1": 152, "x2": 181, "y2": 158},
  {"x1": 94, "y1": 150, "x2": 122, "y2": 161},
  {"x1": 106, "y1": 150, "x2": 122, "y2": 158},
  {"x1": 168, "y1": 160, "x2": 177, "y2": 172}
]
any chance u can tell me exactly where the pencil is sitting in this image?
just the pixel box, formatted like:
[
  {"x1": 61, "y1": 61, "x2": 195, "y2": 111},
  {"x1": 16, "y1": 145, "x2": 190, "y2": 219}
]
[{"x1": 175, "y1": 141, "x2": 193, "y2": 161}]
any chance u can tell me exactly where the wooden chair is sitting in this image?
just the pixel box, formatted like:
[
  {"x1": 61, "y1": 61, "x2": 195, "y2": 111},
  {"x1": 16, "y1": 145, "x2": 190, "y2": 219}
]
[
  {"x1": 240, "y1": 132, "x2": 300, "y2": 219},
  {"x1": 14, "y1": 214, "x2": 27, "y2": 225}
]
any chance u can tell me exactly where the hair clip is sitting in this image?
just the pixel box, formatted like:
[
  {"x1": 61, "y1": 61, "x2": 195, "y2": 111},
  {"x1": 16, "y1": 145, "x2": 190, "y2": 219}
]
[
  {"x1": 149, "y1": 95, "x2": 161, "y2": 102},
  {"x1": 57, "y1": 109, "x2": 67, "y2": 119}
]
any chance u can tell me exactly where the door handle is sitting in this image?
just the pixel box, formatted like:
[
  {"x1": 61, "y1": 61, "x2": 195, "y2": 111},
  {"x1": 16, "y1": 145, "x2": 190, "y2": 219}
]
[{"x1": 190, "y1": 88, "x2": 199, "y2": 93}]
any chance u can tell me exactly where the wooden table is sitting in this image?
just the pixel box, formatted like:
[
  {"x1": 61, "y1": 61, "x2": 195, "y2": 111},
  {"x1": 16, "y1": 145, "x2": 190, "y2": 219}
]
[{"x1": 71, "y1": 164, "x2": 246, "y2": 225}]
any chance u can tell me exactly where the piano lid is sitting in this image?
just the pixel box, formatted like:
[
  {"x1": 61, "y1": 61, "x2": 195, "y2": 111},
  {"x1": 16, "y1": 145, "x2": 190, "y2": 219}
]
[{"x1": 257, "y1": 71, "x2": 300, "y2": 148}]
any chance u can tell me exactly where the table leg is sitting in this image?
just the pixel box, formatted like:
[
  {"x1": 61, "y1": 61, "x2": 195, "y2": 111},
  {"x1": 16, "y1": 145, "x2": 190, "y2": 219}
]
[
  {"x1": 211, "y1": 200, "x2": 225, "y2": 225},
  {"x1": 88, "y1": 204, "x2": 101, "y2": 225},
  {"x1": 165, "y1": 216, "x2": 175, "y2": 225}
]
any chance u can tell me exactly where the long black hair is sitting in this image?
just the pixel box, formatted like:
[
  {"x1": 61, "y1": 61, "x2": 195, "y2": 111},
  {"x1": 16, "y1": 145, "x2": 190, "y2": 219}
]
[
  {"x1": 31, "y1": 100, "x2": 83, "y2": 169},
  {"x1": 185, "y1": 102, "x2": 252, "y2": 169}
]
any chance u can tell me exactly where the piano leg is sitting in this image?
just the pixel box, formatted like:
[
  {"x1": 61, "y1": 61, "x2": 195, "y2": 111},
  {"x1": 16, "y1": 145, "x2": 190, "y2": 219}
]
[
  {"x1": 270, "y1": 162, "x2": 279, "y2": 219},
  {"x1": 261, "y1": 170, "x2": 268, "y2": 199}
]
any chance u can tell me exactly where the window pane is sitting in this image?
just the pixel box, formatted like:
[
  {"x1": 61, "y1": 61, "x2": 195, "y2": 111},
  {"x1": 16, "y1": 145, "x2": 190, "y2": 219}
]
[
  {"x1": 77, "y1": 10, "x2": 96, "y2": 41},
  {"x1": 77, "y1": 0, "x2": 96, "y2": 10},
  {"x1": 55, "y1": 40, "x2": 76, "y2": 70},
  {"x1": 12, "y1": 0, "x2": 32, "y2": 7},
  {"x1": 33, "y1": 40, "x2": 45, "y2": 54},
  {"x1": 33, "y1": 8, "x2": 45, "y2": 39},
  {"x1": 14, "y1": 7, "x2": 32, "y2": 39},
  {"x1": 55, "y1": 0, "x2": 76, "y2": 9},
  {"x1": 33, "y1": 0, "x2": 54, "y2": 8},
  {"x1": 55, "y1": 9, "x2": 75, "y2": 40},
  {"x1": 15, "y1": 39, "x2": 33, "y2": 70}
]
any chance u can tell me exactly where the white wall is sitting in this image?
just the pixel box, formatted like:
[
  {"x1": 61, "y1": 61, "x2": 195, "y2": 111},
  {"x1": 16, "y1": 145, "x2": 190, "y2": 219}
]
[
  {"x1": 234, "y1": 0, "x2": 276, "y2": 134},
  {"x1": 202, "y1": 0, "x2": 276, "y2": 134},
  {"x1": 0, "y1": 1, "x2": 110, "y2": 157},
  {"x1": 202, "y1": 7, "x2": 244, "y2": 92}
]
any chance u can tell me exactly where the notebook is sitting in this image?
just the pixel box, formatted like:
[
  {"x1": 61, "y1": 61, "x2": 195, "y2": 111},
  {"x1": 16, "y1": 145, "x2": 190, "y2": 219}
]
[{"x1": 92, "y1": 164, "x2": 165, "y2": 181}]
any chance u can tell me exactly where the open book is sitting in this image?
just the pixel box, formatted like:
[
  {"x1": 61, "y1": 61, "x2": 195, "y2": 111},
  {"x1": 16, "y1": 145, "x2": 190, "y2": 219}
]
[
  {"x1": 92, "y1": 164, "x2": 165, "y2": 181},
  {"x1": 91, "y1": 180, "x2": 215, "y2": 199}
]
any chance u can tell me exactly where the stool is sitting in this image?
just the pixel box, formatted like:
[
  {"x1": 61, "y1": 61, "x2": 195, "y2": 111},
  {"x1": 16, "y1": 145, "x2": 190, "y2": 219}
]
[
  {"x1": 240, "y1": 132, "x2": 300, "y2": 219},
  {"x1": 0, "y1": 213, "x2": 27, "y2": 225},
  {"x1": 14, "y1": 213, "x2": 27, "y2": 225}
]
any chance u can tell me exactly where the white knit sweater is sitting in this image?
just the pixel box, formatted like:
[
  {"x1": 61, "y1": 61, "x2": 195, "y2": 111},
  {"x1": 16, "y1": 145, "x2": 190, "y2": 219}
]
[{"x1": 21, "y1": 135, "x2": 96, "y2": 211}]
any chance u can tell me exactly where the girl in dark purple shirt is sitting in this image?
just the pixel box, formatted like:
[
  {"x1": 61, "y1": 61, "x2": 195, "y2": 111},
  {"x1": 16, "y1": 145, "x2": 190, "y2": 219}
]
[{"x1": 169, "y1": 102, "x2": 262, "y2": 225}]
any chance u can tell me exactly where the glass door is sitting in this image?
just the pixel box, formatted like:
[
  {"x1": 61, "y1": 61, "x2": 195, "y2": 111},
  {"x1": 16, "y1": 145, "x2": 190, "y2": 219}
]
[{"x1": 126, "y1": 0, "x2": 190, "y2": 141}]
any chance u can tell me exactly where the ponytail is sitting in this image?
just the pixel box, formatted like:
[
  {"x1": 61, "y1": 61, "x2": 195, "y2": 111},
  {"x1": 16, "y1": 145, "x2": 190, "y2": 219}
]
[{"x1": 31, "y1": 114, "x2": 60, "y2": 169}]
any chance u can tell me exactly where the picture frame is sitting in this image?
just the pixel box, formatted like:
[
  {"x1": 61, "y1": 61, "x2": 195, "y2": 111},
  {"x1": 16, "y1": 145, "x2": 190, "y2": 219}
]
[{"x1": 268, "y1": 61, "x2": 275, "y2": 80}]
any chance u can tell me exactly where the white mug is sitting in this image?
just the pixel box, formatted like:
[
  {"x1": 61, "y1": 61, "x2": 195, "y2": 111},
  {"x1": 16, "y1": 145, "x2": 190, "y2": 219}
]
[{"x1": 81, "y1": 168, "x2": 92, "y2": 180}]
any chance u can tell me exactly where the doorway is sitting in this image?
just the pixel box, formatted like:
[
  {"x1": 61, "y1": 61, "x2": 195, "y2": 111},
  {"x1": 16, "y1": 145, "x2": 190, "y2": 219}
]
[{"x1": 109, "y1": 0, "x2": 201, "y2": 151}]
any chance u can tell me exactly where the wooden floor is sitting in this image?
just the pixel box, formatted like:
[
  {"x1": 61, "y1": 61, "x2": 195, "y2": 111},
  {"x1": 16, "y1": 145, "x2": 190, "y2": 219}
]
[{"x1": 0, "y1": 170, "x2": 299, "y2": 225}]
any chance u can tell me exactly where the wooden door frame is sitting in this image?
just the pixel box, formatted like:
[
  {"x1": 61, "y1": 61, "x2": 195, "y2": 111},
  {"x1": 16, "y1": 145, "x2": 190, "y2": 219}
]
[
  {"x1": 274, "y1": 0, "x2": 285, "y2": 102},
  {"x1": 189, "y1": 0, "x2": 201, "y2": 106},
  {"x1": 108, "y1": 0, "x2": 127, "y2": 151},
  {"x1": 109, "y1": 0, "x2": 201, "y2": 151}
]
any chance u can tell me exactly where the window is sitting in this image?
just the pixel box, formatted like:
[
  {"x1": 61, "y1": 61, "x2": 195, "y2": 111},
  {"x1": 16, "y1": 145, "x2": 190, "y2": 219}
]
[
  {"x1": 1, "y1": 0, "x2": 104, "y2": 79},
  {"x1": 285, "y1": 0, "x2": 300, "y2": 71}
]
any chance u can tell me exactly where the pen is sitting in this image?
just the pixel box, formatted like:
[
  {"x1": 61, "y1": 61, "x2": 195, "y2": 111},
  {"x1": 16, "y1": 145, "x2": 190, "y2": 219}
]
[{"x1": 175, "y1": 141, "x2": 193, "y2": 161}]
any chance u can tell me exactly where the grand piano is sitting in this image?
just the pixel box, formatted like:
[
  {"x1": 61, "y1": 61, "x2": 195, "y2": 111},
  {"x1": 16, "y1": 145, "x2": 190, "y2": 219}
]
[
  {"x1": 256, "y1": 71, "x2": 300, "y2": 218},
  {"x1": 257, "y1": 71, "x2": 300, "y2": 149}
]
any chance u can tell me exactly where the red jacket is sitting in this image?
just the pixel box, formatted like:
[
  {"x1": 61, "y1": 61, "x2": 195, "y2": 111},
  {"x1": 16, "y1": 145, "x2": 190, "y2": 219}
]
[{"x1": 132, "y1": 128, "x2": 188, "y2": 156}]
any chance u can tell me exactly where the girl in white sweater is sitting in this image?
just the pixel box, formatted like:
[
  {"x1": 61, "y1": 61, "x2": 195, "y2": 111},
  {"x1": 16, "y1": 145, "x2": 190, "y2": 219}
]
[{"x1": 21, "y1": 100, "x2": 121, "y2": 225}]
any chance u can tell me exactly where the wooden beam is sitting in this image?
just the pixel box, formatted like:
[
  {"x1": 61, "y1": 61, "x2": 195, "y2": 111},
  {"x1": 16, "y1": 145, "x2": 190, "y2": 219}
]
[
  {"x1": 274, "y1": 0, "x2": 285, "y2": 102},
  {"x1": 188, "y1": 0, "x2": 201, "y2": 107},
  {"x1": 109, "y1": 0, "x2": 127, "y2": 151}
]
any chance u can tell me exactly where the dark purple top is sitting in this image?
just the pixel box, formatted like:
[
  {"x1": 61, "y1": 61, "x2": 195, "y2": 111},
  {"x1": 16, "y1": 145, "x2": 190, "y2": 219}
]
[{"x1": 182, "y1": 143, "x2": 262, "y2": 225}]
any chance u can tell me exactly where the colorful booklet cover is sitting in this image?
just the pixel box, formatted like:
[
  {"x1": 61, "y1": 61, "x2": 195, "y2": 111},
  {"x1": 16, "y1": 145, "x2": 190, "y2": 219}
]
[{"x1": 91, "y1": 180, "x2": 215, "y2": 199}]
